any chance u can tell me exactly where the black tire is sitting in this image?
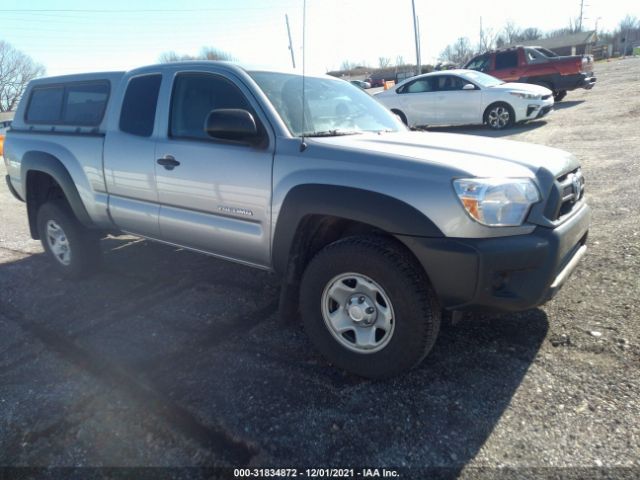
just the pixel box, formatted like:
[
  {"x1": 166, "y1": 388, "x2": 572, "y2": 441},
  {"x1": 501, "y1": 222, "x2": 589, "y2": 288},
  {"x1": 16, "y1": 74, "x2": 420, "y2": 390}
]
[
  {"x1": 484, "y1": 102, "x2": 515, "y2": 130},
  {"x1": 391, "y1": 109, "x2": 408, "y2": 126},
  {"x1": 553, "y1": 90, "x2": 567, "y2": 102},
  {"x1": 299, "y1": 236, "x2": 441, "y2": 379},
  {"x1": 36, "y1": 201, "x2": 102, "y2": 279}
]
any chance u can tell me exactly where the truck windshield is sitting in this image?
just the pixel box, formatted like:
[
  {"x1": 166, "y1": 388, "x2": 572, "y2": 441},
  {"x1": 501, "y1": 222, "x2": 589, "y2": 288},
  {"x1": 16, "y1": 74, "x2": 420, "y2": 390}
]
[{"x1": 249, "y1": 71, "x2": 404, "y2": 137}]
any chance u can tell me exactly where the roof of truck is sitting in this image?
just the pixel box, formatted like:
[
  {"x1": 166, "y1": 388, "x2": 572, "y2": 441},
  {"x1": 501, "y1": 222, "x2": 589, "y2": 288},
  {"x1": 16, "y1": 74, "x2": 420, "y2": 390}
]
[{"x1": 28, "y1": 71, "x2": 125, "y2": 86}]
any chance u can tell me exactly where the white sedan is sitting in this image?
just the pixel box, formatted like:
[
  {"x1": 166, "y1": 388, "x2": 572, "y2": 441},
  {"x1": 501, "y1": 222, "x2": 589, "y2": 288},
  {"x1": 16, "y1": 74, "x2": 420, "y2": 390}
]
[{"x1": 375, "y1": 69, "x2": 554, "y2": 130}]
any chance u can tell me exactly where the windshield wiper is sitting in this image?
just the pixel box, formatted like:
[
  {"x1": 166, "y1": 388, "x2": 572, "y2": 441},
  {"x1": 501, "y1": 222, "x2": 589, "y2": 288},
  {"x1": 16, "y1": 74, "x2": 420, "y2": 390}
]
[{"x1": 301, "y1": 129, "x2": 362, "y2": 137}]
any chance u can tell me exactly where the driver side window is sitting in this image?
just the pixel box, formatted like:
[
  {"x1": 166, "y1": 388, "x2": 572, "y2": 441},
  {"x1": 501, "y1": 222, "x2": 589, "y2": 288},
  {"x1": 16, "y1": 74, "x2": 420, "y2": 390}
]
[{"x1": 170, "y1": 73, "x2": 254, "y2": 141}]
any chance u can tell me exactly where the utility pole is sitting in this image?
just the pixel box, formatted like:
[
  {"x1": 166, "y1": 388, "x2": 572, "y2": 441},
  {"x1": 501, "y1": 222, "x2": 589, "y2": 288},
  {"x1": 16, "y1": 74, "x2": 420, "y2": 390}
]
[
  {"x1": 479, "y1": 16, "x2": 483, "y2": 53},
  {"x1": 285, "y1": 14, "x2": 296, "y2": 69},
  {"x1": 411, "y1": 0, "x2": 421, "y2": 74},
  {"x1": 578, "y1": 0, "x2": 584, "y2": 31}
]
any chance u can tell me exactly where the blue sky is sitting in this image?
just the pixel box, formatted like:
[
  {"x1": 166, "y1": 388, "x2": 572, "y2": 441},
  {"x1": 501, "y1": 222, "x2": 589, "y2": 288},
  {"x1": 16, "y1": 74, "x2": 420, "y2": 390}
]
[{"x1": 1, "y1": 0, "x2": 637, "y2": 76}]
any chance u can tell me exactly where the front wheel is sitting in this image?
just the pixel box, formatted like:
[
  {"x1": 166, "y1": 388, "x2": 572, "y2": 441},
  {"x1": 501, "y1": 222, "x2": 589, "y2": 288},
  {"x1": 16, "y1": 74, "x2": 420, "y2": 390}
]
[
  {"x1": 553, "y1": 90, "x2": 567, "y2": 102},
  {"x1": 300, "y1": 236, "x2": 441, "y2": 379},
  {"x1": 484, "y1": 102, "x2": 515, "y2": 130},
  {"x1": 36, "y1": 201, "x2": 102, "y2": 278}
]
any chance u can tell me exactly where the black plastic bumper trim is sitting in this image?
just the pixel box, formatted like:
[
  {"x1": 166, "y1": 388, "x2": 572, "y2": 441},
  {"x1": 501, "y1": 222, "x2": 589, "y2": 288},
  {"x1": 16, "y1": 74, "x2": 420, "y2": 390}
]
[
  {"x1": 5, "y1": 175, "x2": 23, "y2": 202},
  {"x1": 398, "y1": 204, "x2": 591, "y2": 313}
]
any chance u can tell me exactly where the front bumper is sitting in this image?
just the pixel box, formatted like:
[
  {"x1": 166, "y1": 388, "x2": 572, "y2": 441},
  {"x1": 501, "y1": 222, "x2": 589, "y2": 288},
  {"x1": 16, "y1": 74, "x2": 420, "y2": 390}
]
[
  {"x1": 399, "y1": 203, "x2": 591, "y2": 312},
  {"x1": 520, "y1": 97, "x2": 554, "y2": 121},
  {"x1": 556, "y1": 72, "x2": 596, "y2": 91}
]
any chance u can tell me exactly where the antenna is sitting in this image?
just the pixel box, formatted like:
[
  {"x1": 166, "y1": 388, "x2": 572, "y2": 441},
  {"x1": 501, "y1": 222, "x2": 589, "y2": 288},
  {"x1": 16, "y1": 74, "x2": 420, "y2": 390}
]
[
  {"x1": 300, "y1": 0, "x2": 308, "y2": 152},
  {"x1": 285, "y1": 14, "x2": 296, "y2": 69},
  {"x1": 411, "y1": 0, "x2": 421, "y2": 75}
]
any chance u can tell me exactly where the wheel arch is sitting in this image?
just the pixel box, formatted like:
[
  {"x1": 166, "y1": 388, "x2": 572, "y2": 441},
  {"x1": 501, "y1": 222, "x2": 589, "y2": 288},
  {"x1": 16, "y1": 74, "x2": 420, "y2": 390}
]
[
  {"x1": 272, "y1": 184, "x2": 444, "y2": 277},
  {"x1": 21, "y1": 151, "x2": 93, "y2": 239},
  {"x1": 483, "y1": 101, "x2": 516, "y2": 126},
  {"x1": 390, "y1": 109, "x2": 408, "y2": 126}
]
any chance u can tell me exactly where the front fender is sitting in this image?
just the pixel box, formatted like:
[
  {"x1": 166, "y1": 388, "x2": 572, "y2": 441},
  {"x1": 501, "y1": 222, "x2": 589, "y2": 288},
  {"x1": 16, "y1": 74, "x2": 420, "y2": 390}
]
[{"x1": 272, "y1": 184, "x2": 443, "y2": 274}]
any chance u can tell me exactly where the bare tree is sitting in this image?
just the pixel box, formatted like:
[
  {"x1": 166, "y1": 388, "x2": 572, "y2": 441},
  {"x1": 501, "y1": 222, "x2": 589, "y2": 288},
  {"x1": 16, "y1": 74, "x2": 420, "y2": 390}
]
[
  {"x1": 618, "y1": 14, "x2": 640, "y2": 31},
  {"x1": 159, "y1": 46, "x2": 235, "y2": 63},
  {"x1": 617, "y1": 15, "x2": 640, "y2": 55},
  {"x1": 378, "y1": 57, "x2": 391, "y2": 68},
  {"x1": 503, "y1": 21, "x2": 521, "y2": 45},
  {"x1": 440, "y1": 37, "x2": 474, "y2": 65},
  {"x1": 546, "y1": 18, "x2": 583, "y2": 38},
  {"x1": 520, "y1": 27, "x2": 543, "y2": 41},
  {"x1": 199, "y1": 47, "x2": 236, "y2": 61},
  {"x1": 340, "y1": 60, "x2": 357, "y2": 71},
  {"x1": 395, "y1": 55, "x2": 405, "y2": 67},
  {"x1": 479, "y1": 27, "x2": 498, "y2": 52},
  {"x1": 0, "y1": 40, "x2": 45, "y2": 112}
]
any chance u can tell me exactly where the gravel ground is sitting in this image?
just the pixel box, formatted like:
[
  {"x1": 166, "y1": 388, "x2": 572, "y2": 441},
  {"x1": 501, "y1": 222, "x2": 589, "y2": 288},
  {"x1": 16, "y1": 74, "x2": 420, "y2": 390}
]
[{"x1": 0, "y1": 58, "x2": 638, "y2": 479}]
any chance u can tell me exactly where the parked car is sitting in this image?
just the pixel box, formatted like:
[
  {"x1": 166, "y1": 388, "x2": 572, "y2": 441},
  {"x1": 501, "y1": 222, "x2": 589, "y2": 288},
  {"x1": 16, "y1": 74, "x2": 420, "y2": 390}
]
[
  {"x1": 375, "y1": 69, "x2": 553, "y2": 130},
  {"x1": 4, "y1": 62, "x2": 589, "y2": 378},
  {"x1": 365, "y1": 76, "x2": 388, "y2": 88},
  {"x1": 464, "y1": 46, "x2": 596, "y2": 101},
  {"x1": 0, "y1": 121, "x2": 11, "y2": 157},
  {"x1": 350, "y1": 79, "x2": 371, "y2": 89}
]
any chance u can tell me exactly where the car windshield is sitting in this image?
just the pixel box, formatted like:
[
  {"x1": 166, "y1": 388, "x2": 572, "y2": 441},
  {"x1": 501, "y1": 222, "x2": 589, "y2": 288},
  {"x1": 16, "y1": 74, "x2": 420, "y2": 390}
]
[
  {"x1": 249, "y1": 71, "x2": 404, "y2": 137},
  {"x1": 462, "y1": 71, "x2": 505, "y2": 88}
]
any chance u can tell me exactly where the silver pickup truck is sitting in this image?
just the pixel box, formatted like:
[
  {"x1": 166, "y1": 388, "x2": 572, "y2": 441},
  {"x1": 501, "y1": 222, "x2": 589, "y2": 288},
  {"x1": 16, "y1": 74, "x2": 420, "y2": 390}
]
[{"x1": 4, "y1": 61, "x2": 590, "y2": 378}]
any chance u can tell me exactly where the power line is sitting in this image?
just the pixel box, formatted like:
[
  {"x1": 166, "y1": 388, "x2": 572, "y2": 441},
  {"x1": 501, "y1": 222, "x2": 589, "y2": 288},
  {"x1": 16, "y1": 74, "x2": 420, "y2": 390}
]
[{"x1": 0, "y1": 7, "x2": 298, "y2": 13}]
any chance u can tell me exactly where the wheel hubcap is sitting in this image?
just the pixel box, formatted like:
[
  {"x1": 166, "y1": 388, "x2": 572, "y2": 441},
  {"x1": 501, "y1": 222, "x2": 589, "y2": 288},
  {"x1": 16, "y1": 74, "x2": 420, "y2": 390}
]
[
  {"x1": 46, "y1": 220, "x2": 71, "y2": 266},
  {"x1": 488, "y1": 107, "x2": 510, "y2": 128},
  {"x1": 321, "y1": 273, "x2": 395, "y2": 353}
]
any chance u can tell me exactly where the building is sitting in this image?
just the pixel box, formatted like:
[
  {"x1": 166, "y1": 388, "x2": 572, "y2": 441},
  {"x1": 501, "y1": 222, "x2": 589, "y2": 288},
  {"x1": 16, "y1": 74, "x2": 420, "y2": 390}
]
[
  {"x1": 514, "y1": 31, "x2": 597, "y2": 56},
  {"x1": 0, "y1": 111, "x2": 14, "y2": 124}
]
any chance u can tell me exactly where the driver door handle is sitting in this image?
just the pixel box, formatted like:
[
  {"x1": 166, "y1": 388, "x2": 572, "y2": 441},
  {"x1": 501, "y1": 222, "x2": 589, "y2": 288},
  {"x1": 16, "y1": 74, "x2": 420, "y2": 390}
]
[{"x1": 157, "y1": 155, "x2": 180, "y2": 170}]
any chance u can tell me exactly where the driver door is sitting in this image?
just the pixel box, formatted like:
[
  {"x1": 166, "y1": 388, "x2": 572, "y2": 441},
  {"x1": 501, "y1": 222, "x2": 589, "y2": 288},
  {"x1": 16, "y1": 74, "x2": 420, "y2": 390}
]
[{"x1": 153, "y1": 70, "x2": 274, "y2": 268}]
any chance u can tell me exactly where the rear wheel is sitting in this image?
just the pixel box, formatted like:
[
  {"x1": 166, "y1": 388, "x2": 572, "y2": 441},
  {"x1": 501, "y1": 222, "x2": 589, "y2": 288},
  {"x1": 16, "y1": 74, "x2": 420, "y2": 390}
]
[
  {"x1": 484, "y1": 102, "x2": 515, "y2": 130},
  {"x1": 300, "y1": 236, "x2": 441, "y2": 379},
  {"x1": 36, "y1": 201, "x2": 102, "y2": 279}
]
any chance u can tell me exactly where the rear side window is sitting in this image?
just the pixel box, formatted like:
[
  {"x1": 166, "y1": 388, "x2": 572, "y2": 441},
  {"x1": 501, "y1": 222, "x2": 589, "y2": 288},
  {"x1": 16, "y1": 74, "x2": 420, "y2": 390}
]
[
  {"x1": 495, "y1": 51, "x2": 518, "y2": 69},
  {"x1": 401, "y1": 78, "x2": 435, "y2": 93},
  {"x1": 26, "y1": 87, "x2": 64, "y2": 123},
  {"x1": 119, "y1": 74, "x2": 162, "y2": 137},
  {"x1": 63, "y1": 83, "x2": 109, "y2": 125},
  {"x1": 26, "y1": 81, "x2": 109, "y2": 126}
]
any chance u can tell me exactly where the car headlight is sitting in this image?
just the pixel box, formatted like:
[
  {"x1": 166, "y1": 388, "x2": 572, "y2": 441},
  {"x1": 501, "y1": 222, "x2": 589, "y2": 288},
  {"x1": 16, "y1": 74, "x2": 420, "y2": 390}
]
[
  {"x1": 453, "y1": 178, "x2": 541, "y2": 226},
  {"x1": 510, "y1": 92, "x2": 541, "y2": 100}
]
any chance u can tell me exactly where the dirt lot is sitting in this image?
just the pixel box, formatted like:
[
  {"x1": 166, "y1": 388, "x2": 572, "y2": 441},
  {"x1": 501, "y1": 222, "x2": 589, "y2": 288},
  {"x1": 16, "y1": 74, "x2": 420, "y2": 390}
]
[{"x1": 1, "y1": 58, "x2": 639, "y2": 479}]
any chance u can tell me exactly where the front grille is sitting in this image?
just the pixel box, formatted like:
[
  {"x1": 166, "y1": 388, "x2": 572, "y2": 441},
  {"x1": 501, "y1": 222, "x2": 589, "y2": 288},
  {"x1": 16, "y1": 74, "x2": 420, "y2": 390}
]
[{"x1": 546, "y1": 167, "x2": 585, "y2": 221}]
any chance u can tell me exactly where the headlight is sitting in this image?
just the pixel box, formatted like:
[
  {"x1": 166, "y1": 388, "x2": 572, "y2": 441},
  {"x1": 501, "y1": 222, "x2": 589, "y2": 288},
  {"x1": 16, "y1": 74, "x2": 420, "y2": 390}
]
[
  {"x1": 453, "y1": 178, "x2": 541, "y2": 226},
  {"x1": 510, "y1": 92, "x2": 541, "y2": 100}
]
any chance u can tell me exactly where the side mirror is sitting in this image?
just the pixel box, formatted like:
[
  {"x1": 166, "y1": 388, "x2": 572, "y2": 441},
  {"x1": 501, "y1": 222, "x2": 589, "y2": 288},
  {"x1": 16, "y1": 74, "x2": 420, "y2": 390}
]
[
  {"x1": 205, "y1": 109, "x2": 259, "y2": 143},
  {"x1": 462, "y1": 83, "x2": 476, "y2": 90}
]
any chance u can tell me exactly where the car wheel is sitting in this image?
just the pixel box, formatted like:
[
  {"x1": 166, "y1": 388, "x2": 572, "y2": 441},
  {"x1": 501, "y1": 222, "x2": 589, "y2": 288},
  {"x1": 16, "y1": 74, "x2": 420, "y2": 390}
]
[
  {"x1": 484, "y1": 102, "x2": 515, "y2": 130},
  {"x1": 553, "y1": 90, "x2": 567, "y2": 102},
  {"x1": 36, "y1": 201, "x2": 102, "y2": 279},
  {"x1": 391, "y1": 109, "x2": 408, "y2": 126},
  {"x1": 300, "y1": 236, "x2": 441, "y2": 379}
]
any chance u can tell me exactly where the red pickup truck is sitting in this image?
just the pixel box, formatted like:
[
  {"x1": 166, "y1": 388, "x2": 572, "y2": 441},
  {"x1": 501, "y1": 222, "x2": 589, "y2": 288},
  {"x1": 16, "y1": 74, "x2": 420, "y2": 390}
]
[{"x1": 464, "y1": 46, "x2": 596, "y2": 101}]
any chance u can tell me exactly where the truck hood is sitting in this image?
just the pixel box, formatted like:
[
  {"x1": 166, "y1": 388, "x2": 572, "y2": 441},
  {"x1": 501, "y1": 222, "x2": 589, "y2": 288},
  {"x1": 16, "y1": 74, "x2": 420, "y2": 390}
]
[{"x1": 310, "y1": 131, "x2": 578, "y2": 179}]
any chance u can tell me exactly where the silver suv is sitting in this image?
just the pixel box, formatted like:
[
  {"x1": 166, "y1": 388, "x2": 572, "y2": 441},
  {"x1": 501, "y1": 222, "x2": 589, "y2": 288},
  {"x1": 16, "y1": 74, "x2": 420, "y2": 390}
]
[{"x1": 4, "y1": 62, "x2": 590, "y2": 378}]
